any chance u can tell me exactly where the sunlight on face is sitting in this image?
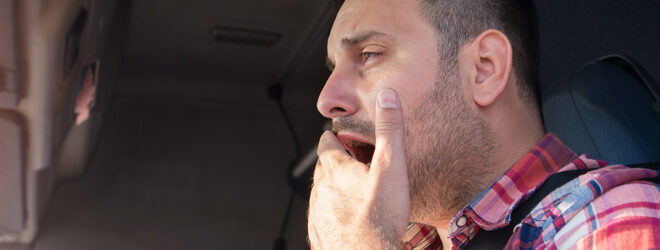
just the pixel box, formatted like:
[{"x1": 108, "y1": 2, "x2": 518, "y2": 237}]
[{"x1": 320, "y1": 0, "x2": 497, "y2": 225}]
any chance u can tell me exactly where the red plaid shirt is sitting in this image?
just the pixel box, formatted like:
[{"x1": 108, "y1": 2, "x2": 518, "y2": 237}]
[{"x1": 403, "y1": 134, "x2": 660, "y2": 249}]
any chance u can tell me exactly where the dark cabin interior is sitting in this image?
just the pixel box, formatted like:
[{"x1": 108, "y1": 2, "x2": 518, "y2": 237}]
[{"x1": 0, "y1": 0, "x2": 658, "y2": 249}]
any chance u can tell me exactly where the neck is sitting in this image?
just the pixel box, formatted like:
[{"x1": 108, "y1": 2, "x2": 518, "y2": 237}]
[{"x1": 483, "y1": 82, "x2": 545, "y2": 187}]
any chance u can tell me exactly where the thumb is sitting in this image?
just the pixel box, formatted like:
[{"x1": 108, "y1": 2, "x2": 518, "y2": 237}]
[
  {"x1": 370, "y1": 88, "x2": 406, "y2": 177},
  {"x1": 370, "y1": 88, "x2": 410, "y2": 238}
]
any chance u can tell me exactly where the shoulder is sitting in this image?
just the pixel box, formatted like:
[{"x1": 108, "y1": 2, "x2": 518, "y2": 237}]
[
  {"x1": 503, "y1": 163, "x2": 658, "y2": 249},
  {"x1": 554, "y1": 178, "x2": 660, "y2": 249}
]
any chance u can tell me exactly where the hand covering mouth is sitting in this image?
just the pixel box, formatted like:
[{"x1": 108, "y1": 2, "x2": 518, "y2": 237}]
[{"x1": 336, "y1": 133, "x2": 375, "y2": 166}]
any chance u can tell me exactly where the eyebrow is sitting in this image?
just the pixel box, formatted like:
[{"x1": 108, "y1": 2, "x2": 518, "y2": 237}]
[
  {"x1": 326, "y1": 30, "x2": 394, "y2": 72},
  {"x1": 341, "y1": 30, "x2": 392, "y2": 48}
]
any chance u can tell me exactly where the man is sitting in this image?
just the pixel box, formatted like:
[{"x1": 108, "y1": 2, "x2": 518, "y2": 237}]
[{"x1": 307, "y1": 0, "x2": 660, "y2": 249}]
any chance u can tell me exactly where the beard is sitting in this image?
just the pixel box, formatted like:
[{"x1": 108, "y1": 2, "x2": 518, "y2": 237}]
[
  {"x1": 406, "y1": 64, "x2": 496, "y2": 224},
  {"x1": 331, "y1": 62, "x2": 496, "y2": 226}
]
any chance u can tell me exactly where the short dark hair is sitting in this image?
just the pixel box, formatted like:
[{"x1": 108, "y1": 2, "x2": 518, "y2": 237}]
[
  {"x1": 417, "y1": 0, "x2": 540, "y2": 111},
  {"x1": 331, "y1": 0, "x2": 540, "y2": 111}
]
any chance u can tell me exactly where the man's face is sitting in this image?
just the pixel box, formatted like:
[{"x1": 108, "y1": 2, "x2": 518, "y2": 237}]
[
  {"x1": 318, "y1": 0, "x2": 494, "y2": 223},
  {"x1": 320, "y1": 0, "x2": 439, "y2": 148}
]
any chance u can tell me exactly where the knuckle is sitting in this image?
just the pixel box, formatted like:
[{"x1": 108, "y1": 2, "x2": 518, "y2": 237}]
[
  {"x1": 320, "y1": 149, "x2": 351, "y2": 166},
  {"x1": 333, "y1": 153, "x2": 352, "y2": 165},
  {"x1": 375, "y1": 119, "x2": 402, "y2": 132}
]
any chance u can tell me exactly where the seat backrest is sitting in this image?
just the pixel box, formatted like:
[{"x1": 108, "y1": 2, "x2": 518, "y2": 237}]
[{"x1": 542, "y1": 54, "x2": 660, "y2": 165}]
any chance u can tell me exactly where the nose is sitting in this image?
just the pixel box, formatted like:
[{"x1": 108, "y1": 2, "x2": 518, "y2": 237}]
[{"x1": 317, "y1": 70, "x2": 358, "y2": 119}]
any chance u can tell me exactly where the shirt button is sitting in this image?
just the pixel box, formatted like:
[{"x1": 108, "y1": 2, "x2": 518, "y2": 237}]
[{"x1": 456, "y1": 215, "x2": 467, "y2": 227}]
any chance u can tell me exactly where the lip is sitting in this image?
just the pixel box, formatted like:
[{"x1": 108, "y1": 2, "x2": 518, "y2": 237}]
[
  {"x1": 336, "y1": 131, "x2": 374, "y2": 147},
  {"x1": 336, "y1": 131, "x2": 375, "y2": 165}
]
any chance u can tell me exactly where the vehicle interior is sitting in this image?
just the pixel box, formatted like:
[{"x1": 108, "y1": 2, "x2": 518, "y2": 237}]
[{"x1": 0, "y1": 0, "x2": 658, "y2": 249}]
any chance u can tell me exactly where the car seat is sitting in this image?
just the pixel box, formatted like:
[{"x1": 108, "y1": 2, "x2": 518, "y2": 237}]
[{"x1": 542, "y1": 54, "x2": 660, "y2": 166}]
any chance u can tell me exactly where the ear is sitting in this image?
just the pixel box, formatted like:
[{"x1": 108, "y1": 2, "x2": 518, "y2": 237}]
[{"x1": 465, "y1": 29, "x2": 513, "y2": 107}]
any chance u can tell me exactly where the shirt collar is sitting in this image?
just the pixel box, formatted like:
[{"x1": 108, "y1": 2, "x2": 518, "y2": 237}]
[{"x1": 456, "y1": 133, "x2": 579, "y2": 231}]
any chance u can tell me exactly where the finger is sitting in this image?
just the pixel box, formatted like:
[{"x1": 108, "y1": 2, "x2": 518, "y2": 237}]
[
  {"x1": 317, "y1": 130, "x2": 353, "y2": 166},
  {"x1": 310, "y1": 160, "x2": 321, "y2": 196},
  {"x1": 309, "y1": 161, "x2": 321, "y2": 208},
  {"x1": 371, "y1": 88, "x2": 407, "y2": 177},
  {"x1": 370, "y1": 88, "x2": 410, "y2": 237},
  {"x1": 312, "y1": 159, "x2": 322, "y2": 180}
]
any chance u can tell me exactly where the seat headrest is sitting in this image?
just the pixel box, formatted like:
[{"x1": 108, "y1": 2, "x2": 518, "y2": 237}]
[{"x1": 542, "y1": 55, "x2": 660, "y2": 165}]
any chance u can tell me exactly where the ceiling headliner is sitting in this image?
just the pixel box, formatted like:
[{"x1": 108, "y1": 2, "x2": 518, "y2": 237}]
[{"x1": 122, "y1": 0, "x2": 335, "y2": 86}]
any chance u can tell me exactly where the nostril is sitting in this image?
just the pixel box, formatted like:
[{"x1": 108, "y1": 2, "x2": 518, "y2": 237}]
[{"x1": 330, "y1": 107, "x2": 346, "y2": 114}]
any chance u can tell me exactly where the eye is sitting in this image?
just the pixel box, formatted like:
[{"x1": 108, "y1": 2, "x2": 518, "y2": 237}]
[{"x1": 360, "y1": 52, "x2": 381, "y2": 64}]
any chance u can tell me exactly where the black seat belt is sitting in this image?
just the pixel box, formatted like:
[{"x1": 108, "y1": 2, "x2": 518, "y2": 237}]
[{"x1": 465, "y1": 162, "x2": 659, "y2": 249}]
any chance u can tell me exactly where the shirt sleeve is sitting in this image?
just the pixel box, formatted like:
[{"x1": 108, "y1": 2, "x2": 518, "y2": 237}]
[{"x1": 402, "y1": 223, "x2": 443, "y2": 250}]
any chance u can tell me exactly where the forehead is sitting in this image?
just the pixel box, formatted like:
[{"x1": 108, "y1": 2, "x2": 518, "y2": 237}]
[{"x1": 328, "y1": 0, "x2": 430, "y2": 54}]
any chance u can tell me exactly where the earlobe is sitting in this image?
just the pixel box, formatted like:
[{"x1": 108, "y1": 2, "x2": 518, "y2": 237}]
[{"x1": 469, "y1": 30, "x2": 513, "y2": 107}]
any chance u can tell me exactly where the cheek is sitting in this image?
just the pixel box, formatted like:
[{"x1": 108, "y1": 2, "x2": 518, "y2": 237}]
[
  {"x1": 361, "y1": 76, "x2": 433, "y2": 131},
  {"x1": 395, "y1": 62, "x2": 437, "y2": 108},
  {"x1": 362, "y1": 53, "x2": 438, "y2": 121}
]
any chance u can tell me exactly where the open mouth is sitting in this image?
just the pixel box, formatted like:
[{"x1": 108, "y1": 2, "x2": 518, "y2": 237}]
[{"x1": 337, "y1": 134, "x2": 375, "y2": 166}]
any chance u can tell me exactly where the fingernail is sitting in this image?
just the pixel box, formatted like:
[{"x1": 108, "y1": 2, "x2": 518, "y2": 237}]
[{"x1": 378, "y1": 89, "x2": 400, "y2": 109}]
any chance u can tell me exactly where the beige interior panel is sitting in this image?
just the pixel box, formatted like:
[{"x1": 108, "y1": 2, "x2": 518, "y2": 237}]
[
  {"x1": 0, "y1": 112, "x2": 24, "y2": 240},
  {"x1": 13, "y1": 0, "x2": 88, "y2": 243},
  {"x1": 14, "y1": 0, "x2": 119, "y2": 244},
  {"x1": 0, "y1": 0, "x2": 18, "y2": 109}
]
